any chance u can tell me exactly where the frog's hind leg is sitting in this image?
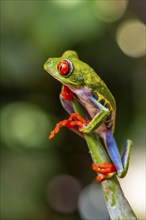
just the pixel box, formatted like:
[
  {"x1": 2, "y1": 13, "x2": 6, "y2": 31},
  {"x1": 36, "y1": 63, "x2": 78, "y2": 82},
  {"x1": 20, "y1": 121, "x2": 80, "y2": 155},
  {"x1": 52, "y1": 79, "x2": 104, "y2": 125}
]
[
  {"x1": 105, "y1": 132, "x2": 133, "y2": 178},
  {"x1": 105, "y1": 131, "x2": 124, "y2": 177},
  {"x1": 60, "y1": 90, "x2": 74, "y2": 115}
]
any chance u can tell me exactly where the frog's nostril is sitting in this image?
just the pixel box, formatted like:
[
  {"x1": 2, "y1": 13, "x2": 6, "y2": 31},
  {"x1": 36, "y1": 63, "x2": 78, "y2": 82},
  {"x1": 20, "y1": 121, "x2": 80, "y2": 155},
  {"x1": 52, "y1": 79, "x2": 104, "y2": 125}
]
[
  {"x1": 44, "y1": 60, "x2": 52, "y2": 70},
  {"x1": 47, "y1": 60, "x2": 52, "y2": 65}
]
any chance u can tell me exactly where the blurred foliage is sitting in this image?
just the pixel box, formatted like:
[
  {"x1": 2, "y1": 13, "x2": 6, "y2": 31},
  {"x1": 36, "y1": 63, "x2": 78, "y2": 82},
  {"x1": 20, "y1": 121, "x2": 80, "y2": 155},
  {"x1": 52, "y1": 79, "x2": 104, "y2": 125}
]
[{"x1": 0, "y1": 1, "x2": 145, "y2": 220}]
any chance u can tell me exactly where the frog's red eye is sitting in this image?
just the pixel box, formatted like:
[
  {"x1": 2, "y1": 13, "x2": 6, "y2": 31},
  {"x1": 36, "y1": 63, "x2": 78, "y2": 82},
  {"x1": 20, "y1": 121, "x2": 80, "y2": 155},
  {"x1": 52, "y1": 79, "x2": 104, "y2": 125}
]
[{"x1": 57, "y1": 60, "x2": 73, "y2": 76}]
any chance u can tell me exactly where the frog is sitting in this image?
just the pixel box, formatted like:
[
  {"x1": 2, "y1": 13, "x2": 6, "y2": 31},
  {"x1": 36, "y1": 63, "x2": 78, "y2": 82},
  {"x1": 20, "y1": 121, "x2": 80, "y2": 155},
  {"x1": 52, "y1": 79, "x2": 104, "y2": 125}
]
[{"x1": 44, "y1": 50, "x2": 133, "y2": 182}]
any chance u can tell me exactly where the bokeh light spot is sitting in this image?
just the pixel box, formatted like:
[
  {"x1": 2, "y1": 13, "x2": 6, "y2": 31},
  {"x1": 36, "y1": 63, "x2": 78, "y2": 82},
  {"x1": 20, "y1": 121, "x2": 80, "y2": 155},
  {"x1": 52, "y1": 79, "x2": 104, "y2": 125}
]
[
  {"x1": 94, "y1": 0, "x2": 128, "y2": 23},
  {"x1": 47, "y1": 175, "x2": 82, "y2": 213},
  {"x1": 116, "y1": 19, "x2": 146, "y2": 58},
  {"x1": 1, "y1": 102, "x2": 50, "y2": 148},
  {"x1": 78, "y1": 182, "x2": 109, "y2": 220}
]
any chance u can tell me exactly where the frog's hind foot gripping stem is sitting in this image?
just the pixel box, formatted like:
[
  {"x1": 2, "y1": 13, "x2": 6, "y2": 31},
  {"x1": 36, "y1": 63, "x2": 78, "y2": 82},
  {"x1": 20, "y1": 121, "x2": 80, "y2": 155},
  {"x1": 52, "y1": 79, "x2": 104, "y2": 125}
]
[
  {"x1": 92, "y1": 140, "x2": 133, "y2": 182},
  {"x1": 92, "y1": 162, "x2": 117, "y2": 182}
]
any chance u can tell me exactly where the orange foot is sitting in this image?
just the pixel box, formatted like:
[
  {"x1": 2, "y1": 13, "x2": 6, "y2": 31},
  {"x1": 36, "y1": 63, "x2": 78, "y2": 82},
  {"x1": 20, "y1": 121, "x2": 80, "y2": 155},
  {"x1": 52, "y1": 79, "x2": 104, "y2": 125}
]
[
  {"x1": 49, "y1": 113, "x2": 88, "y2": 139},
  {"x1": 92, "y1": 162, "x2": 117, "y2": 182}
]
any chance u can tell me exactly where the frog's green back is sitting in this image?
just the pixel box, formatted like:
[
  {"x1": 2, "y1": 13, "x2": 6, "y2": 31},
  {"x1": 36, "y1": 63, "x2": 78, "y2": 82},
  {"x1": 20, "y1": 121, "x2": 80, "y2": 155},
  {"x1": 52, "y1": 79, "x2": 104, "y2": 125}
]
[{"x1": 62, "y1": 51, "x2": 116, "y2": 111}]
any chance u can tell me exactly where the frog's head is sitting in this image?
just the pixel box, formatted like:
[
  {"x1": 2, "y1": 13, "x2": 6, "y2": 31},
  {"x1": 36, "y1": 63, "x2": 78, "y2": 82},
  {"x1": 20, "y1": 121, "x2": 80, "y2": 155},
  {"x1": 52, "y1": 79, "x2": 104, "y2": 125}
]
[{"x1": 44, "y1": 50, "x2": 93, "y2": 87}]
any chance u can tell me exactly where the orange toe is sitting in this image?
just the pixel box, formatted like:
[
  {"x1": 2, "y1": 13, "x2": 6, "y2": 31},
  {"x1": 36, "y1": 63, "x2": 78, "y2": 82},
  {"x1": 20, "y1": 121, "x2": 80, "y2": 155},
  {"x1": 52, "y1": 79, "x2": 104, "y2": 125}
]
[
  {"x1": 96, "y1": 175, "x2": 108, "y2": 182},
  {"x1": 92, "y1": 162, "x2": 116, "y2": 174},
  {"x1": 92, "y1": 162, "x2": 116, "y2": 182},
  {"x1": 48, "y1": 113, "x2": 88, "y2": 139}
]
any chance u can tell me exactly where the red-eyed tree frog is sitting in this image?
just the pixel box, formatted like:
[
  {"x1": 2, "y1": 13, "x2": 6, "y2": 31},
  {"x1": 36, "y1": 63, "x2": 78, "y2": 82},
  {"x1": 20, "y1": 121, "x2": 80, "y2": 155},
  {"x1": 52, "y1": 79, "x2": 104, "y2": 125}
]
[{"x1": 44, "y1": 50, "x2": 133, "y2": 182}]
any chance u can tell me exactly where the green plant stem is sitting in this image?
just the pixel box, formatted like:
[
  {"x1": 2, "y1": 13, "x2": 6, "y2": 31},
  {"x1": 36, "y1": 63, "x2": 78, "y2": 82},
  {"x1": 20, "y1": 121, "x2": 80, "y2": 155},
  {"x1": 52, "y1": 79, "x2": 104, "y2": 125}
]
[{"x1": 72, "y1": 98, "x2": 137, "y2": 220}]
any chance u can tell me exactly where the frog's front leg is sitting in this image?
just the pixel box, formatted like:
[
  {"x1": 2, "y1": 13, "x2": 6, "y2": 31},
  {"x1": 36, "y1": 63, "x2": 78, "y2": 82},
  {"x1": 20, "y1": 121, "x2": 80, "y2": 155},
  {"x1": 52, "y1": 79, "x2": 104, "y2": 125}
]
[
  {"x1": 80, "y1": 96, "x2": 110, "y2": 133},
  {"x1": 59, "y1": 85, "x2": 84, "y2": 138}
]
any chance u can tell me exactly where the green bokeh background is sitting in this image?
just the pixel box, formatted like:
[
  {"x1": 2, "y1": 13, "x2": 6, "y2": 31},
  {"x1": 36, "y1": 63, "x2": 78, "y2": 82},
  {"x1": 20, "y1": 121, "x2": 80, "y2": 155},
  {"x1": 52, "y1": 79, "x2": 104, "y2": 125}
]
[{"x1": 1, "y1": 1, "x2": 145, "y2": 220}]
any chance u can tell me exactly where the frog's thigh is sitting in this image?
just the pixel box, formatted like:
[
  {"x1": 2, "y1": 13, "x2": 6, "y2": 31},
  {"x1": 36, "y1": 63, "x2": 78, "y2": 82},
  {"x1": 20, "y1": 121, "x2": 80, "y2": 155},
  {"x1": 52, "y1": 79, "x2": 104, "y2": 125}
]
[{"x1": 60, "y1": 94, "x2": 74, "y2": 115}]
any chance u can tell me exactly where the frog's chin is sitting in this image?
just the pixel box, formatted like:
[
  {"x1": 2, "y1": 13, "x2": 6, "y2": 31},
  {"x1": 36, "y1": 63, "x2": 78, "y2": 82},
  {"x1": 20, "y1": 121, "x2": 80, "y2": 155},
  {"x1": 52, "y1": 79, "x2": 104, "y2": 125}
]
[{"x1": 45, "y1": 69, "x2": 78, "y2": 87}]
